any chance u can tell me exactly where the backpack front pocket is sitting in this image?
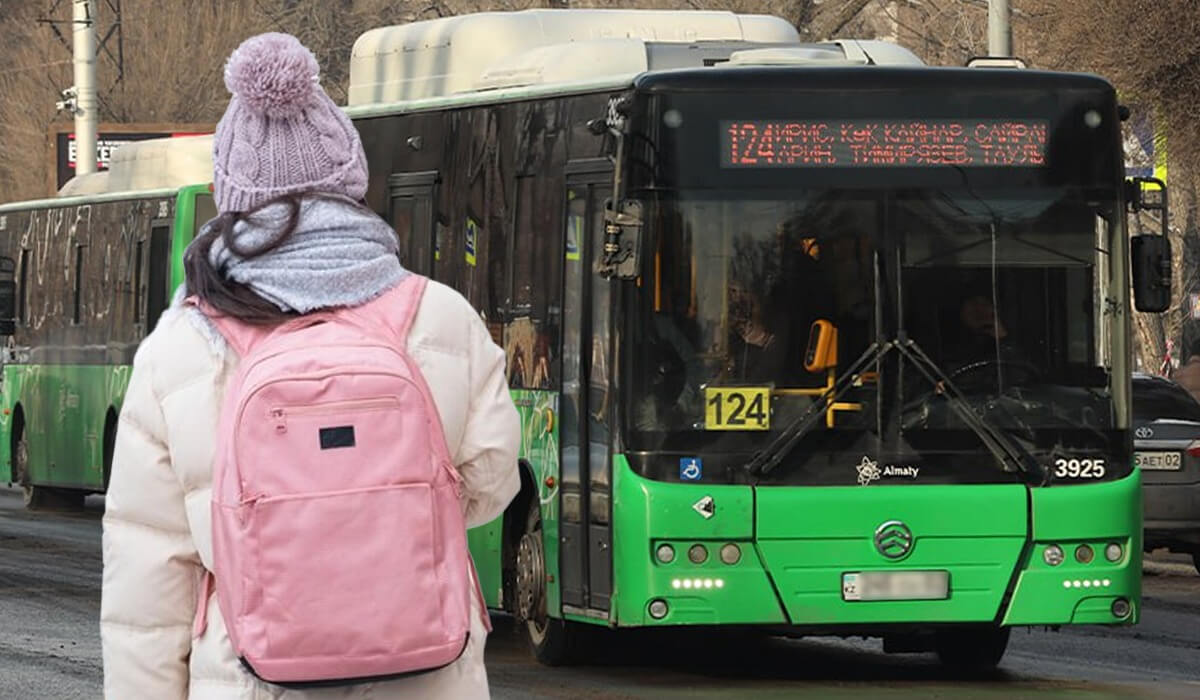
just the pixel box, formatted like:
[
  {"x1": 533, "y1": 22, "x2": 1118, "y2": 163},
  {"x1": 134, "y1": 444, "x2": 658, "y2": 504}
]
[
  {"x1": 247, "y1": 484, "x2": 449, "y2": 663},
  {"x1": 238, "y1": 383, "x2": 436, "y2": 497}
]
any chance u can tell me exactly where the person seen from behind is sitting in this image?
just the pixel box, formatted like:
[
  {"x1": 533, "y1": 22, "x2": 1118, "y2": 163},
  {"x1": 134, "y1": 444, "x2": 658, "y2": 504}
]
[{"x1": 100, "y1": 33, "x2": 519, "y2": 699}]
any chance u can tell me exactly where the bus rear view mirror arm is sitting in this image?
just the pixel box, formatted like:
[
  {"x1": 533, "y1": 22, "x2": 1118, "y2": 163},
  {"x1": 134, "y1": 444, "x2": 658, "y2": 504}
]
[{"x1": 598, "y1": 199, "x2": 643, "y2": 280}]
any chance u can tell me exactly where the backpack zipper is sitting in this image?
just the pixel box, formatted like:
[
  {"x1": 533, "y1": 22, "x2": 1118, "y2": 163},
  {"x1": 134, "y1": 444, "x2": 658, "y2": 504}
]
[{"x1": 270, "y1": 397, "x2": 401, "y2": 433}]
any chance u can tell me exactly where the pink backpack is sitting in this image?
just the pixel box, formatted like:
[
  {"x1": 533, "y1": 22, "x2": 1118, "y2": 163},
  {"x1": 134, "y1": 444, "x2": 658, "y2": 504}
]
[{"x1": 189, "y1": 275, "x2": 483, "y2": 686}]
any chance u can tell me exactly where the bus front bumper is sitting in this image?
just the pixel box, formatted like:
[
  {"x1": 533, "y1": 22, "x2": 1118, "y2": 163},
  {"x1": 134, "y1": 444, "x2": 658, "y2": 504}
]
[{"x1": 609, "y1": 461, "x2": 1141, "y2": 629}]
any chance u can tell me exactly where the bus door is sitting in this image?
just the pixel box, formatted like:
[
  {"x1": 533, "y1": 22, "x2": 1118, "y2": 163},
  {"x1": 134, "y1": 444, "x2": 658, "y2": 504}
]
[{"x1": 560, "y1": 160, "x2": 614, "y2": 614}]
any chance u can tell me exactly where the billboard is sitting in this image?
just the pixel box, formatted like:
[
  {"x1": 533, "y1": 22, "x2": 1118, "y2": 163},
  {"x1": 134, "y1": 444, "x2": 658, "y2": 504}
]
[{"x1": 51, "y1": 123, "x2": 211, "y2": 193}]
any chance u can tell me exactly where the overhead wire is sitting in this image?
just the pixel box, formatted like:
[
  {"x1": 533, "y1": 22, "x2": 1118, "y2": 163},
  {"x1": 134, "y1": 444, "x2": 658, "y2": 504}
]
[{"x1": 0, "y1": 59, "x2": 71, "y2": 77}]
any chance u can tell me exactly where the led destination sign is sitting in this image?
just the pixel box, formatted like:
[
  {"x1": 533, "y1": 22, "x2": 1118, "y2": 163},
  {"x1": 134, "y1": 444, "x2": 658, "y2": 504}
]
[{"x1": 721, "y1": 119, "x2": 1049, "y2": 168}]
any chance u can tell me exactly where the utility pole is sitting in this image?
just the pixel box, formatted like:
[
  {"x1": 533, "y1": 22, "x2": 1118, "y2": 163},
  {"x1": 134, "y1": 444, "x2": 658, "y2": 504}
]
[
  {"x1": 987, "y1": 0, "x2": 1012, "y2": 57},
  {"x1": 72, "y1": 0, "x2": 98, "y2": 175}
]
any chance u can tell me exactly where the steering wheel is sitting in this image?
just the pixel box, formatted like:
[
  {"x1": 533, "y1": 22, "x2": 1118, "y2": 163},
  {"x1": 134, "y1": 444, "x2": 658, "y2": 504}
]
[
  {"x1": 903, "y1": 360, "x2": 1040, "y2": 431},
  {"x1": 945, "y1": 358, "x2": 1043, "y2": 391}
]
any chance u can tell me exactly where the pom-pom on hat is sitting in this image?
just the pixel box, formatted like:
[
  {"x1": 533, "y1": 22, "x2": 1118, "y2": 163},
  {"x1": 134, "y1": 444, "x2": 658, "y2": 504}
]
[{"x1": 212, "y1": 33, "x2": 368, "y2": 214}]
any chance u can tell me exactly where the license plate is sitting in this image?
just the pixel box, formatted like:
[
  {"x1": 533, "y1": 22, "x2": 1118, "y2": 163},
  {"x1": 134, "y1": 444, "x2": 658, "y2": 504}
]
[
  {"x1": 842, "y1": 571, "x2": 950, "y2": 601},
  {"x1": 1135, "y1": 451, "x2": 1182, "y2": 470}
]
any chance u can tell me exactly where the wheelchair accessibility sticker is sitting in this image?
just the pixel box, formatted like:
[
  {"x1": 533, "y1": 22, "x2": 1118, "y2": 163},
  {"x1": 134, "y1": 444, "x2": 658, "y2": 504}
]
[{"x1": 680, "y1": 457, "x2": 703, "y2": 482}]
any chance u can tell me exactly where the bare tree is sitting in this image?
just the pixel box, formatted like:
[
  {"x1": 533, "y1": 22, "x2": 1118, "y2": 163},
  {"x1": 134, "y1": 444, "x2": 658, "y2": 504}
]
[
  {"x1": 0, "y1": 0, "x2": 894, "y2": 204},
  {"x1": 1024, "y1": 0, "x2": 1200, "y2": 373}
]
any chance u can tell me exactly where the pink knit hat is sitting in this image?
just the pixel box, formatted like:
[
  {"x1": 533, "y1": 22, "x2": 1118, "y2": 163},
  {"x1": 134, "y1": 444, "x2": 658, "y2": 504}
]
[{"x1": 212, "y1": 33, "x2": 368, "y2": 214}]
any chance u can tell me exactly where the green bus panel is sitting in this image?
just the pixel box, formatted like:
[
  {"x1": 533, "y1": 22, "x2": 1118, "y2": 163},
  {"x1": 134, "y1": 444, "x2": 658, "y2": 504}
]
[
  {"x1": 467, "y1": 521, "x2": 504, "y2": 607},
  {"x1": 3, "y1": 364, "x2": 129, "y2": 489},
  {"x1": 489, "y1": 390, "x2": 561, "y2": 614},
  {"x1": 1003, "y1": 470, "x2": 1142, "y2": 626},
  {"x1": 611, "y1": 457, "x2": 786, "y2": 626},
  {"x1": 756, "y1": 484, "x2": 1025, "y2": 625},
  {"x1": 170, "y1": 185, "x2": 213, "y2": 292},
  {"x1": 611, "y1": 456, "x2": 1141, "y2": 630}
]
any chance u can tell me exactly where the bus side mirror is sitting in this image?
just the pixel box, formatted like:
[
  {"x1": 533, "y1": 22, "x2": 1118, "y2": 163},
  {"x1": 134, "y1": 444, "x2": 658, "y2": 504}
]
[
  {"x1": 1127, "y1": 177, "x2": 1172, "y2": 313},
  {"x1": 1131, "y1": 234, "x2": 1171, "y2": 313},
  {"x1": 805, "y1": 319, "x2": 838, "y2": 372},
  {"x1": 0, "y1": 256, "x2": 14, "y2": 336}
]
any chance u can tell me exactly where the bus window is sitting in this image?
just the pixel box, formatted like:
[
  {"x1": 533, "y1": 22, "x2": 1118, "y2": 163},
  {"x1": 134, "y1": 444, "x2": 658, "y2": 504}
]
[
  {"x1": 505, "y1": 174, "x2": 563, "y2": 390},
  {"x1": 72, "y1": 244, "x2": 85, "y2": 325},
  {"x1": 133, "y1": 240, "x2": 144, "y2": 325},
  {"x1": 509, "y1": 176, "x2": 535, "y2": 313},
  {"x1": 146, "y1": 224, "x2": 170, "y2": 332},
  {"x1": 18, "y1": 248, "x2": 28, "y2": 326}
]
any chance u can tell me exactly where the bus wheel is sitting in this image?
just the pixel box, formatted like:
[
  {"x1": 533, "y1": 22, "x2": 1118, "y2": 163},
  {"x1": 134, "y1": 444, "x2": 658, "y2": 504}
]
[
  {"x1": 515, "y1": 498, "x2": 584, "y2": 665},
  {"x1": 14, "y1": 432, "x2": 46, "y2": 510},
  {"x1": 14, "y1": 432, "x2": 83, "y2": 511},
  {"x1": 934, "y1": 625, "x2": 1010, "y2": 670}
]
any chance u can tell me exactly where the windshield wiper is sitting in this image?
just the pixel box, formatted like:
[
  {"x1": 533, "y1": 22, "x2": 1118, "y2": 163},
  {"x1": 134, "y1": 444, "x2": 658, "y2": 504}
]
[
  {"x1": 747, "y1": 341, "x2": 893, "y2": 477},
  {"x1": 746, "y1": 334, "x2": 1051, "y2": 484},
  {"x1": 895, "y1": 334, "x2": 1049, "y2": 485}
]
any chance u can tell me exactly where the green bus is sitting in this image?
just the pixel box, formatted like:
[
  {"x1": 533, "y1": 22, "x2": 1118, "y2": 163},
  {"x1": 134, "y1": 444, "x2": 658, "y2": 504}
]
[
  {"x1": 0, "y1": 158, "x2": 215, "y2": 507},
  {"x1": 2, "y1": 8, "x2": 1173, "y2": 671},
  {"x1": 346, "y1": 9, "x2": 1170, "y2": 667}
]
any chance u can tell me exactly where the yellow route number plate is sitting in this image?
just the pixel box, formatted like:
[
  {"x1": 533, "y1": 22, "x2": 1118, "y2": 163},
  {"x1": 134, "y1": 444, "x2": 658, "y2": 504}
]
[{"x1": 705, "y1": 387, "x2": 771, "y2": 431}]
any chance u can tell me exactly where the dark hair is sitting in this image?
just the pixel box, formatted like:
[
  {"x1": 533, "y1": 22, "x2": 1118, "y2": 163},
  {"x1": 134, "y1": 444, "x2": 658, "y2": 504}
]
[
  {"x1": 185, "y1": 192, "x2": 373, "y2": 325},
  {"x1": 184, "y1": 193, "x2": 305, "y2": 325}
]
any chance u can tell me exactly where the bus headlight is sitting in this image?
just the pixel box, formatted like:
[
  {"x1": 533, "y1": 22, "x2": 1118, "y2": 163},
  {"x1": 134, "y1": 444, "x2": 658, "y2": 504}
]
[
  {"x1": 1075, "y1": 544, "x2": 1094, "y2": 564},
  {"x1": 649, "y1": 599, "x2": 669, "y2": 619},
  {"x1": 1043, "y1": 544, "x2": 1065, "y2": 566},
  {"x1": 1105, "y1": 542, "x2": 1123, "y2": 562},
  {"x1": 688, "y1": 544, "x2": 708, "y2": 564},
  {"x1": 655, "y1": 544, "x2": 676, "y2": 564},
  {"x1": 720, "y1": 543, "x2": 741, "y2": 565}
]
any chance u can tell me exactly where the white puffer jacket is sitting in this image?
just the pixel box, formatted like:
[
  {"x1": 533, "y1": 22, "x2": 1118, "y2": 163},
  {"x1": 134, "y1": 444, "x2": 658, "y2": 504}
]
[{"x1": 100, "y1": 280, "x2": 521, "y2": 699}]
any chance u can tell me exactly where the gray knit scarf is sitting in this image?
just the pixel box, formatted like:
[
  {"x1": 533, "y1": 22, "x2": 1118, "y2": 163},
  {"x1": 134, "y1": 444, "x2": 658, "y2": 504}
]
[{"x1": 202, "y1": 195, "x2": 407, "y2": 313}]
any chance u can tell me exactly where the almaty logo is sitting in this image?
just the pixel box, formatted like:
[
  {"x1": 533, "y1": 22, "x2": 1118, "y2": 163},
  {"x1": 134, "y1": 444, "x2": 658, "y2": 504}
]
[{"x1": 856, "y1": 456, "x2": 882, "y2": 485}]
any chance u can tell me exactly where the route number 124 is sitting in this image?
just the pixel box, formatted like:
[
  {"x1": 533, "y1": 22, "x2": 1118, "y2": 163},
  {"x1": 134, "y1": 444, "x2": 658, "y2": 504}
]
[{"x1": 705, "y1": 387, "x2": 771, "y2": 431}]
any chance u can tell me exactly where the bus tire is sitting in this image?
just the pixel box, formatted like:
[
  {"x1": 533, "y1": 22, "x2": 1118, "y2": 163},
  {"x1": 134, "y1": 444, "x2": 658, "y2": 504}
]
[
  {"x1": 14, "y1": 428, "x2": 83, "y2": 511},
  {"x1": 14, "y1": 430, "x2": 46, "y2": 510},
  {"x1": 934, "y1": 625, "x2": 1010, "y2": 670},
  {"x1": 515, "y1": 496, "x2": 586, "y2": 666}
]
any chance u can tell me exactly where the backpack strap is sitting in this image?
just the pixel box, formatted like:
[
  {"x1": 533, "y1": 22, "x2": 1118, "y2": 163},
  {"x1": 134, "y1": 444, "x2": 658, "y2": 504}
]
[
  {"x1": 184, "y1": 296, "x2": 271, "y2": 358},
  {"x1": 192, "y1": 568, "x2": 215, "y2": 638},
  {"x1": 392, "y1": 273, "x2": 429, "y2": 343},
  {"x1": 354, "y1": 274, "x2": 429, "y2": 349}
]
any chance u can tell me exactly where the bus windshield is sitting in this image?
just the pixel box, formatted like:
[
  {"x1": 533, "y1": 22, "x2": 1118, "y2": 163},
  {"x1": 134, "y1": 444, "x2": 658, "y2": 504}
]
[{"x1": 629, "y1": 187, "x2": 1128, "y2": 484}]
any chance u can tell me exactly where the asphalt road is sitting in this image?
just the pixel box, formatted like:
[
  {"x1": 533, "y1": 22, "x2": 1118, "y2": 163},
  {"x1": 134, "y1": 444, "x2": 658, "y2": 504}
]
[{"x1": 2, "y1": 487, "x2": 1199, "y2": 699}]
